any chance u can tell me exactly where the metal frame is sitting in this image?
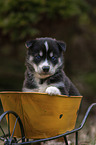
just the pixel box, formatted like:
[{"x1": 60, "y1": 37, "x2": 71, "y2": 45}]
[{"x1": 0, "y1": 103, "x2": 96, "y2": 145}]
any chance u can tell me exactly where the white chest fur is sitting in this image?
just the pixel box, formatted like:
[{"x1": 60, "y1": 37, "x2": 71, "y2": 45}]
[
  {"x1": 35, "y1": 78, "x2": 61, "y2": 95},
  {"x1": 35, "y1": 78, "x2": 48, "y2": 93}
]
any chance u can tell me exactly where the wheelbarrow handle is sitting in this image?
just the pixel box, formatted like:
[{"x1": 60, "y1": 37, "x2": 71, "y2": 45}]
[{"x1": 80, "y1": 103, "x2": 96, "y2": 129}]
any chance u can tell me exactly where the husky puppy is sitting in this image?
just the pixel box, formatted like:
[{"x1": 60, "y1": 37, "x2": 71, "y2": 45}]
[{"x1": 22, "y1": 37, "x2": 80, "y2": 96}]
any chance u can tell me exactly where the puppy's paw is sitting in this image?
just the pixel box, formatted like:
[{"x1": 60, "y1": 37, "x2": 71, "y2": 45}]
[{"x1": 45, "y1": 86, "x2": 61, "y2": 95}]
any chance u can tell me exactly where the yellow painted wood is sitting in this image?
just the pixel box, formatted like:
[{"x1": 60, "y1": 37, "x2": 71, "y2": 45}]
[{"x1": 0, "y1": 92, "x2": 82, "y2": 139}]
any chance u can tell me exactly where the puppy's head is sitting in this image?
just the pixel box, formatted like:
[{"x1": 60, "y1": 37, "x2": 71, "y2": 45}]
[{"x1": 25, "y1": 37, "x2": 66, "y2": 78}]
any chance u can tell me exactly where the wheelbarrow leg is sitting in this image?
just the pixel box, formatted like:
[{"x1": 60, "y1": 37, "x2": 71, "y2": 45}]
[
  {"x1": 64, "y1": 136, "x2": 68, "y2": 145},
  {"x1": 75, "y1": 131, "x2": 78, "y2": 145}
]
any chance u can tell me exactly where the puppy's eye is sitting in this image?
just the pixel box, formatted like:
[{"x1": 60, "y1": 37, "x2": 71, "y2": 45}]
[
  {"x1": 34, "y1": 55, "x2": 41, "y2": 60},
  {"x1": 51, "y1": 56, "x2": 57, "y2": 61}
]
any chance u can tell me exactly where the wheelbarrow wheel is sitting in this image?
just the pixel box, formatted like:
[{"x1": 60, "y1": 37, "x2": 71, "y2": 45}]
[{"x1": 0, "y1": 111, "x2": 25, "y2": 145}]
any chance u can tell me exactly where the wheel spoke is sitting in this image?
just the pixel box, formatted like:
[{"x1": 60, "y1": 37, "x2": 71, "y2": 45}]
[
  {"x1": 16, "y1": 136, "x2": 25, "y2": 143},
  {"x1": 0, "y1": 136, "x2": 4, "y2": 141},
  {"x1": 10, "y1": 117, "x2": 19, "y2": 140},
  {"x1": 8, "y1": 113, "x2": 10, "y2": 138},
  {"x1": 0, "y1": 125, "x2": 8, "y2": 141}
]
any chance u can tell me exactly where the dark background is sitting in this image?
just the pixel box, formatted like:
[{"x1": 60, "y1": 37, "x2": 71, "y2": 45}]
[{"x1": 0, "y1": 0, "x2": 96, "y2": 114}]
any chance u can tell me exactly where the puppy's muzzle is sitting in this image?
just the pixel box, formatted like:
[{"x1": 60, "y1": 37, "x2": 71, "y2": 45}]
[{"x1": 42, "y1": 66, "x2": 50, "y2": 73}]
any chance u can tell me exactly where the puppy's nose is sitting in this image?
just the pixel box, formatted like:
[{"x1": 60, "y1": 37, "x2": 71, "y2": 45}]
[{"x1": 42, "y1": 66, "x2": 50, "y2": 72}]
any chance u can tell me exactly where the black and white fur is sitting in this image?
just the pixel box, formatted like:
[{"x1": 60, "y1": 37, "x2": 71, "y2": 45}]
[{"x1": 22, "y1": 37, "x2": 80, "y2": 96}]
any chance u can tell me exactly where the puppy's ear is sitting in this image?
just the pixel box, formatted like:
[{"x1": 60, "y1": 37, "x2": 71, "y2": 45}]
[
  {"x1": 57, "y1": 41, "x2": 66, "y2": 52},
  {"x1": 25, "y1": 40, "x2": 36, "y2": 49}
]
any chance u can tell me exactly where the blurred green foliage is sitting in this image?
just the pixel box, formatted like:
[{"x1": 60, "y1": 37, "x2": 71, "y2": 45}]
[{"x1": 0, "y1": 0, "x2": 90, "y2": 41}]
